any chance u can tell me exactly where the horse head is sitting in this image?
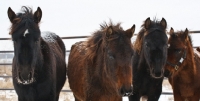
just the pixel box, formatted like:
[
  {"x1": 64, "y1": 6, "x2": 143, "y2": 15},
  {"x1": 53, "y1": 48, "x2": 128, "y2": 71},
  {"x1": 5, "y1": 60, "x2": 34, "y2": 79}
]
[
  {"x1": 8, "y1": 6, "x2": 42, "y2": 85},
  {"x1": 166, "y1": 28, "x2": 191, "y2": 72},
  {"x1": 142, "y1": 17, "x2": 168, "y2": 78},
  {"x1": 96, "y1": 23, "x2": 135, "y2": 96}
]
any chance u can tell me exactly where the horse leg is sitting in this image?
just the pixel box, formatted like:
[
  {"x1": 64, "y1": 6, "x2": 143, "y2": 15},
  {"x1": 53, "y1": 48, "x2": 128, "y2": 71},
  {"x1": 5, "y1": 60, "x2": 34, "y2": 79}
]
[
  {"x1": 147, "y1": 91, "x2": 161, "y2": 101},
  {"x1": 74, "y1": 97, "x2": 80, "y2": 101},
  {"x1": 85, "y1": 95, "x2": 121, "y2": 101},
  {"x1": 173, "y1": 90, "x2": 183, "y2": 101},
  {"x1": 128, "y1": 94, "x2": 140, "y2": 101},
  {"x1": 56, "y1": 95, "x2": 59, "y2": 101},
  {"x1": 73, "y1": 94, "x2": 81, "y2": 101},
  {"x1": 18, "y1": 96, "x2": 25, "y2": 101}
]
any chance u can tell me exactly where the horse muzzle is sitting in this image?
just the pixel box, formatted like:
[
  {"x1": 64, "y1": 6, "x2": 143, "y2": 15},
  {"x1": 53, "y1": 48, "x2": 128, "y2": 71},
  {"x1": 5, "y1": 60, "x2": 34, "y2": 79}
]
[
  {"x1": 119, "y1": 85, "x2": 133, "y2": 96},
  {"x1": 150, "y1": 68, "x2": 164, "y2": 79},
  {"x1": 17, "y1": 72, "x2": 35, "y2": 85}
]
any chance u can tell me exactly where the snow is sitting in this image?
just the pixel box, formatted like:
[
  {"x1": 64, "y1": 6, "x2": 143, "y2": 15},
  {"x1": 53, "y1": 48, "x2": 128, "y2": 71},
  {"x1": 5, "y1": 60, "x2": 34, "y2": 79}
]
[{"x1": 41, "y1": 31, "x2": 57, "y2": 43}]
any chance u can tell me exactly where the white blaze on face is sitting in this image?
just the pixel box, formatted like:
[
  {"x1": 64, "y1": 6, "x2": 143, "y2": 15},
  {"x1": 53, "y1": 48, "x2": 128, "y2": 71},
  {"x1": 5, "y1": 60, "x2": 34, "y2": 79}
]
[
  {"x1": 168, "y1": 44, "x2": 170, "y2": 48},
  {"x1": 23, "y1": 29, "x2": 29, "y2": 37}
]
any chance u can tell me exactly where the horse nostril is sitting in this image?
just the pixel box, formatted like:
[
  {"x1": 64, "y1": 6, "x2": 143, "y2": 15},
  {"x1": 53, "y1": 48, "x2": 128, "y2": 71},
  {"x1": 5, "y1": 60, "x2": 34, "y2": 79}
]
[
  {"x1": 152, "y1": 68, "x2": 163, "y2": 78},
  {"x1": 120, "y1": 87, "x2": 133, "y2": 96},
  {"x1": 120, "y1": 88, "x2": 125, "y2": 96},
  {"x1": 19, "y1": 72, "x2": 32, "y2": 81},
  {"x1": 152, "y1": 68, "x2": 155, "y2": 73},
  {"x1": 28, "y1": 72, "x2": 32, "y2": 80},
  {"x1": 19, "y1": 72, "x2": 23, "y2": 81},
  {"x1": 131, "y1": 85, "x2": 133, "y2": 90}
]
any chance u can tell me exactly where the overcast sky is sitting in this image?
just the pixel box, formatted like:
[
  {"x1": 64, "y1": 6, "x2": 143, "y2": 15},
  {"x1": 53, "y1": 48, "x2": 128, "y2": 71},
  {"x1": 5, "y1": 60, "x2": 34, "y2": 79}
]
[{"x1": 0, "y1": 0, "x2": 200, "y2": 50}]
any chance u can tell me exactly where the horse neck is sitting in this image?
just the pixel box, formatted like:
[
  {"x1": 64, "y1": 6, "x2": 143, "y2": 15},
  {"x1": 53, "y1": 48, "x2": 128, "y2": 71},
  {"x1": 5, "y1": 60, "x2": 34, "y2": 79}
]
[
  {"x1": 34, "y1": 37, "x2": 45, "y2": 71},
  {"x1": 176, "y1": 44, "x2": 196, "y2": 83},
  {"x1": 182, "y1": 43, "x2": 195, "y2": 71}
]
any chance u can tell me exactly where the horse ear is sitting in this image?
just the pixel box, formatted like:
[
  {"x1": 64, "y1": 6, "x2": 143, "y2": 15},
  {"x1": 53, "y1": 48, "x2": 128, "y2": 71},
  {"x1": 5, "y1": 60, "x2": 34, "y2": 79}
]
[
  {"x1": 126, "y1": 24, "x2": 135, "y2": 38},
  {"x1": 169, "y1": 27, "x2": 174, "y2": 35},
  {"x1": 7, "y1": 7, "x2": 16, "y2": 23},
  {"x1": 106, "y1": 26, "x2": 113, "y2": 37},
  {"x1": 160, "y1": 18, "x2": 167, "y2": 29},
  {"x1": 34, "y1": 7, "x2": 42, "y2": 23},
  {"x1": 183, "y1": 28, "x2": 189, "y2": 40},
  {"x1": 144, "y1": 17, "x2": 151, "y2": 29}
]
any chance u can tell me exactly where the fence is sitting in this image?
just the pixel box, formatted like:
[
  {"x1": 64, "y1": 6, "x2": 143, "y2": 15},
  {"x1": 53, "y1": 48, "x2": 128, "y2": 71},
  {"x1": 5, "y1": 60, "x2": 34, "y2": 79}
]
[{"x1": 0, "y1": 31, "x2": 200, "y2": 96}]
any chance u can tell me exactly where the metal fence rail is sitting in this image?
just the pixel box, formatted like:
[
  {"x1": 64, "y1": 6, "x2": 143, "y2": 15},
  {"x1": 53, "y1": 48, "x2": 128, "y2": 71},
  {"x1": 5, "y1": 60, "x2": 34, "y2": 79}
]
[{"x1": 1, "y1": 31, "x2": 200, "y2": 94}]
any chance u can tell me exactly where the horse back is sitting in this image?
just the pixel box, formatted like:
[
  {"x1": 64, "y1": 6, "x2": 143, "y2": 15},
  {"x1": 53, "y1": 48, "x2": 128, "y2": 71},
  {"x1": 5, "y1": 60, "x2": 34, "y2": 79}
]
[
  {"x1": 42, "y1": 32, "x2": 66, "y2": 96},
  {"x1": 194, "y1": 50, "x2": 200, "y2": 88},
  {"x1": 67, "y1": 41, "x2": 87, "y2": 100}
]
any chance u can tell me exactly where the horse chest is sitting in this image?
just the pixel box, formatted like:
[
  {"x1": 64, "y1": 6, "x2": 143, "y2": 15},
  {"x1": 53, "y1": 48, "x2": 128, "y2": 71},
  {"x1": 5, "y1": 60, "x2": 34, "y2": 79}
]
[
  {"x1": 136, "y1": 74, "x2": 162, "y2": 95},
  {"x1": 172, "y1": 76, "x2": 194, "y2": 97}
]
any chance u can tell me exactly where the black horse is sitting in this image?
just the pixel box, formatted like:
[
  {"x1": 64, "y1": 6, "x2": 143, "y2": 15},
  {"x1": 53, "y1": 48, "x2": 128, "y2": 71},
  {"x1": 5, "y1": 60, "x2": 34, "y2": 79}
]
[
  {"x1": 128, "y1": 17, "x2": 168, "y2": 101},
  {"x1": 7, "y1": 6, "x2": 66, "y2": 101}
]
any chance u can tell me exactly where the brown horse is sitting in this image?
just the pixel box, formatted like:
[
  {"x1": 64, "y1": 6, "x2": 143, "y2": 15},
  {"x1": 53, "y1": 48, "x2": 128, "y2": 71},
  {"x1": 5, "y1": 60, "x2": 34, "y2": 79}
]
[
  {"x1": 165, "y1": 28, "x2": 200, "y2": 101},
  {"x1": 67, "y1": 22, "x2": 135, "y2": 101}
]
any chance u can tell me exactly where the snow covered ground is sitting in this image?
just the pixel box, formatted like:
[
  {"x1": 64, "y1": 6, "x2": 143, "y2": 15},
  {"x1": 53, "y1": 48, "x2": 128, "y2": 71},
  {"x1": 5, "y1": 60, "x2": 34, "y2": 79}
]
[{"x1": 0, "y1": 76, "x2": 174, "y2": 101}]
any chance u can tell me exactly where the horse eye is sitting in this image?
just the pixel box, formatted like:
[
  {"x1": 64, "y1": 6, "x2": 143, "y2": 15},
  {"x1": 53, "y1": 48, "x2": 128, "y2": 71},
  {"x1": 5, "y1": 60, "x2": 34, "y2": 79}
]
[
  {"x1": 145, "y1": 42, "x2": 149, "y2": 48},
  {"x1": 108, "y1": 55, "x2": 114, "y2": 60},
  {"x1": 131, "y1": 54, "x2": 134, "y2": 60},
  {"x1": 35, "y1": 41, "x2": 38, "y2": 44},
  {"x1": 167, "y1": 44, "x2": 170, "y2": 48},
  {"x1": 175, "y1": 49, "x2": 181, "y2": 54}
]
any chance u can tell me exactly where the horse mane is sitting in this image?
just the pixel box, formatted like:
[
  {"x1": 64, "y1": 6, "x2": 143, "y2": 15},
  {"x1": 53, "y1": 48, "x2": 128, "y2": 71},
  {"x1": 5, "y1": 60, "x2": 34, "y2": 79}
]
[
  {"x1": 188, "y1": 34, "x2": 193, "y2": 47},
  {"x1": 133, "y1": 29, "x2": 145, "y2": 54},
  {"x1": 9, "y1": 6, "x2": 38, "y2": 35},
  {"x1": 133, "y1": 18, "x2": 164, "y2": 54},
  {"x1": 86, "y1": 21, "x2": 123, "y2": 64}
]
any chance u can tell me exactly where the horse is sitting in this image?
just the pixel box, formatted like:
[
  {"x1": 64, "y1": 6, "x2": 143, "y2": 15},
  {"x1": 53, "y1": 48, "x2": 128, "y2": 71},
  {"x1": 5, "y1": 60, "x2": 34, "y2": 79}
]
[
  {"x1": 7, "y1": 6, "x2": 66, "y2": 101},
  {"x1": 165, "y1": 27, "x2": 200, "y2": 101},
  {"x1": 67, "y1": 22, "x2": 135, "y2": 101},
  {"x1": 128, "y1": 17, "x2": 168, "y2": 101}
]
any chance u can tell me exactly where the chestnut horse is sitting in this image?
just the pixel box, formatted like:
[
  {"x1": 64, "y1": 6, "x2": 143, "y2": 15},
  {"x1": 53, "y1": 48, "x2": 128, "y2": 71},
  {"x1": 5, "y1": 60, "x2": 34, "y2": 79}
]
[
  {"x1": 165, "y1": 28, "x2": 200, "y2": 101},
  {"x1": 67, "y1": 22, "x2": 135, "y2": 101},
  {"x1": 7, "y1": 6, "x2": 66, "y2": 101},
  {"x1": 129, "y1": 17, "x2": 168, "y2": 101}
]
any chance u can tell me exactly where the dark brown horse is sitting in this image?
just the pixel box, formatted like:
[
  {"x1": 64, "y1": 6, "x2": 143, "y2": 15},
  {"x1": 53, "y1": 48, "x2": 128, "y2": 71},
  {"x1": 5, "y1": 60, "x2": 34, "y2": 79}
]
[
  {"x1": 129, "y1": 17, "x2": 168, "y2": 101},
  {"x1": 7, "y1": 6, "x2": 66, "y2": 101},
  {"x1": 67, "y1": 22, "x2": 135, "y2": 101},
  {"x1": 165, "y1": 28, "x2": 200, "y2": 101}
]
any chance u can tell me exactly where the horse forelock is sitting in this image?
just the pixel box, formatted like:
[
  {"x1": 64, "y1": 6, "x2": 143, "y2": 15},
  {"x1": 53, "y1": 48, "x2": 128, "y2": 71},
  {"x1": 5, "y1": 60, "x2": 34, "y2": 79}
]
[
  {"x1": 141, "y1": 18, "x2": 162, "y2": 29},
  {"x1": 9, "y1": 6, "x2": 39, "y2": 35},
  {"x1": 188, "y1": 34, "x2": 193, "y2": 47},
  {"x1": 134, "y1": 18, "x2": 167, "y2": 55},
  {"x1": 100, "y1": 20, "x2": 122, "y2": 30},
  {"x1": 86, "y1": 22, "x2": 123, "y2": 63},
  {"x1": 170, "y1": 31, "x2": 193, "y2": 47}
]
